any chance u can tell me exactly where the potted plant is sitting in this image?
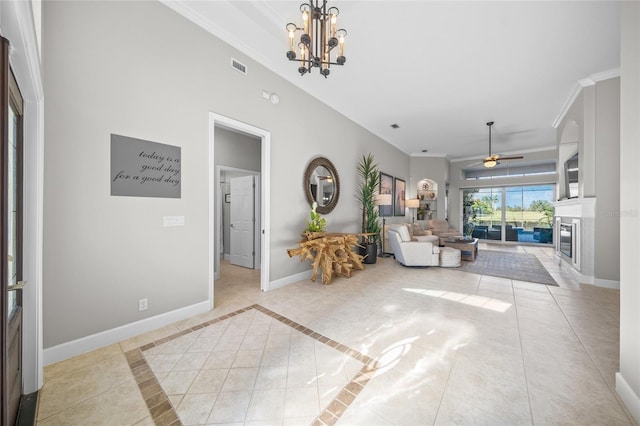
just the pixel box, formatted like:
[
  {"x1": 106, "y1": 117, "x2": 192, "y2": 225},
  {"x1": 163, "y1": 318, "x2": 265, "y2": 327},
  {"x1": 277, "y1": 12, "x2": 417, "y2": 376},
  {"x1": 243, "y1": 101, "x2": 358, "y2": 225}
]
[
  {"x1": 355, "y1": 153, "x2": 381, "y2": 264},
  {"x1": 417, "y1": 206, "x2": 426, "y2": 221},
  {"x1": 302, "y1": 201, "x2": 327, "y2": 240}
]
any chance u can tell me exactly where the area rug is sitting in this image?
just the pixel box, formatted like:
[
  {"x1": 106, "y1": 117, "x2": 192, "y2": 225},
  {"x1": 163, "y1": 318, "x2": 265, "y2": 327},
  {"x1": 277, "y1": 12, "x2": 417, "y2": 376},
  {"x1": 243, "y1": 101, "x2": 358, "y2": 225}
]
[{"x1": 453, "y1": 250, "x2": 558, "y2": 286}]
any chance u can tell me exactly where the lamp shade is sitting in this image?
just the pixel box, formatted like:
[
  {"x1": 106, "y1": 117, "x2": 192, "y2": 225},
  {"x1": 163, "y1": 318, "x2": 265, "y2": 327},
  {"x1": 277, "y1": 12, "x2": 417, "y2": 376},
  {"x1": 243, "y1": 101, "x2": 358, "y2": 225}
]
[
  {"x1": 376, "y1": 193, "x2": 392, "y2": 206},
  {"x1": 406, "y1": 199, "x2": 420, "y2": 208}
]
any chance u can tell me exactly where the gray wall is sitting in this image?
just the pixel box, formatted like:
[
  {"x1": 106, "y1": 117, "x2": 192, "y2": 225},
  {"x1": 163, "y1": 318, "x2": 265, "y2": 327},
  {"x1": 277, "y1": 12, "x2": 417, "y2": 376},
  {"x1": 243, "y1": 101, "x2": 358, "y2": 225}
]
[
  {"x1": 594, "y1": 78, "x2": 620, "y2": 282},
  {"x1": 42, "y1": 0, "x2": 408, "y2": 348},
  {"x1": 619, "y1": 2, "x2": 640, "y2": 422},
  {"x1": 215, "y1": 127, "x2": 261, "y2": 173},
  {"x1": 556, "y1": 77, "x2": 621, "y2": 282}
]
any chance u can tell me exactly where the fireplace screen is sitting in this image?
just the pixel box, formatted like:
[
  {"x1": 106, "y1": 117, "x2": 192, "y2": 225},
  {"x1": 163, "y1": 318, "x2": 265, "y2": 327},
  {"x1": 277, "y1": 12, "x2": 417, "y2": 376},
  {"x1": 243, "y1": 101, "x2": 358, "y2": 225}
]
[{"x1": 560, "y1": 223, "x2": 572, "y2": 258}]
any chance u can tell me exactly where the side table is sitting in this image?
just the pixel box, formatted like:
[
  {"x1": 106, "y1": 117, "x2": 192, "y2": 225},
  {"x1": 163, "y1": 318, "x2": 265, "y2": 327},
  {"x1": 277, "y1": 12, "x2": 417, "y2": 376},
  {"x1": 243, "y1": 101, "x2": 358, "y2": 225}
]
[{"x1": 442, "y1": 238, "x2": 479, "y2": 261}]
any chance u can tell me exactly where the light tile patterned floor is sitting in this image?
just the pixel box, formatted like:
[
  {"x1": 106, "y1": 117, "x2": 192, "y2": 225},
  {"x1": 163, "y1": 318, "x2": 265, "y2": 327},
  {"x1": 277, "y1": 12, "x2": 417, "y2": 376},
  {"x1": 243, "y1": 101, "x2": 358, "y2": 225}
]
[
  {"x1": 131, "y1": 305, "x2": 376, "y2": 425},
  {"x1": 37, "y1": 244, "x2": 637, "y2": 425}
]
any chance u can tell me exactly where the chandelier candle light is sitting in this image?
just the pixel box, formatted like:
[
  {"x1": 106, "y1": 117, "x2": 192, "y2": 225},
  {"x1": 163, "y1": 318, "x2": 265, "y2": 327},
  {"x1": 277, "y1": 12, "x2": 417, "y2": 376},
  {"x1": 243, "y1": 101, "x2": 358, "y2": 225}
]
[{"x1": 286, "y1": 0, "x2": 347, "y2": 77}]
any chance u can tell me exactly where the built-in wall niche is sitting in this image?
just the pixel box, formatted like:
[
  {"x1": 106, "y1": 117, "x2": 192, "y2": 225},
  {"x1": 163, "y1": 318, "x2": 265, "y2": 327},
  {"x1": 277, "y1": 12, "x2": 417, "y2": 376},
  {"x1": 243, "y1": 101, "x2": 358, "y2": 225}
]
[
  {"x1": 417, "y1": 178, "x2": 437, "y2": 220},
  {"x1": 558, "y1": 120, "x2": 579, "y2": 200}
]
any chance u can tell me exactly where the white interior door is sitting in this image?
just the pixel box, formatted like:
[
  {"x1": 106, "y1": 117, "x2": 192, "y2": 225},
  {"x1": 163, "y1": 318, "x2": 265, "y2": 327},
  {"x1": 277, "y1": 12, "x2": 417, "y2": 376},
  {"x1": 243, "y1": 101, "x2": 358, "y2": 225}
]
[{"x1": 230, "y1": 176, "x2": 255, "y2": 268}]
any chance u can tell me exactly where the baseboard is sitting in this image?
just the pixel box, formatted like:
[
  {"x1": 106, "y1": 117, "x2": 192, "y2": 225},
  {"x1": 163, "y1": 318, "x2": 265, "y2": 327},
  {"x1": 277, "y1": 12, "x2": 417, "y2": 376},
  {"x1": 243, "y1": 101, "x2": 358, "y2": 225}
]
[
  {"x1": 566, "y1": 267, "x2": 621, "y2": 289},
  {"x1": 268, "y1": 270, "x2": 312, "y2": 291},
  {"x1": 594, "y1": 278, "x2": 620, "y2": 289},
  {"x1": 616, "y1": 372, "x2": 640, "y2": 424},
  {"x1": 43, "y1": 301, "x2": 210, "y2": 366},
  {"x1": 554, "y1": 252, "x2": 620, "y2": 289}
]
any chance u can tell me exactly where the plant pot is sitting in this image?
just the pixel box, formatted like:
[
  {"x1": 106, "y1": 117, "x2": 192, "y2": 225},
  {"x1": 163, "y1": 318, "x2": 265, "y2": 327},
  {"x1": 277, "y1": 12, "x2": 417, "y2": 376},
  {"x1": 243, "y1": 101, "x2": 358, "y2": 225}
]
[{"x1": 359, "y1": 242, "x2": 378, "y2": 264}]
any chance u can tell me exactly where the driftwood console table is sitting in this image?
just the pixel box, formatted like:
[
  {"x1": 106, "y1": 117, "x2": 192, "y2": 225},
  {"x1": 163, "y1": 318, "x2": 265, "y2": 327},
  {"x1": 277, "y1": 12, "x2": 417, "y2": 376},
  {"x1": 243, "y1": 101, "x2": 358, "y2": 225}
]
[{"x1": 287, "y1": 232, "x2": 366, "y2": 285}]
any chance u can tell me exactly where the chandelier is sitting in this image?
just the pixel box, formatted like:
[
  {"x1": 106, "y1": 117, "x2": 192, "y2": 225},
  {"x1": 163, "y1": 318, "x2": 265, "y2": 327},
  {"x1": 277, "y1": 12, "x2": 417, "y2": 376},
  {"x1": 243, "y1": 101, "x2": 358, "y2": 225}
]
[{"x1": 286, "y1": 1, "x2": 347, "y2": 78}]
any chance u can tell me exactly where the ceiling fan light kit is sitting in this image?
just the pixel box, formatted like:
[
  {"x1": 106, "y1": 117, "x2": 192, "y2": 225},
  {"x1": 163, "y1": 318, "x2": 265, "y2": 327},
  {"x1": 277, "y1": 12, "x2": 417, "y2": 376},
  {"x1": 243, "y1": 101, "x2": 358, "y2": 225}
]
[
  {"x1": 484, "y1": 158, "x2": 498, "y2": 168},
  {"x1": 482, "y1": 121, "x2": 524, "y2": 168},
  {"x1": 286, "y1": 1, "x2": 347, "y2": 78}
]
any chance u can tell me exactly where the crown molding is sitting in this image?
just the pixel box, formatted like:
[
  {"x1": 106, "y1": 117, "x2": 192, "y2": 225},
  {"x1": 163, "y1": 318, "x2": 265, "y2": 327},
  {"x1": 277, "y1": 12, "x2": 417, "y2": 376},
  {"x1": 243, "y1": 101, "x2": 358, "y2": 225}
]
[{"x1": 552, "y1": 68, "x2": 620, "y2": 129}]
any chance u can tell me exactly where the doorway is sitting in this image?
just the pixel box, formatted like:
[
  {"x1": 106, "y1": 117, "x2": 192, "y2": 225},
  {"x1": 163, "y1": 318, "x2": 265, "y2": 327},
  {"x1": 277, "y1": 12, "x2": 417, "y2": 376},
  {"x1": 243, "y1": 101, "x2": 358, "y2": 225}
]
[
  {"x1": 229, "y1": 175, "x2": 256, "y2": 268},
  {"x1": 219, "y1": 169, "x2": 261, "y2": 271},
  {"x1": 208, "y1": 113, "x2": 271, "y2": 310}
]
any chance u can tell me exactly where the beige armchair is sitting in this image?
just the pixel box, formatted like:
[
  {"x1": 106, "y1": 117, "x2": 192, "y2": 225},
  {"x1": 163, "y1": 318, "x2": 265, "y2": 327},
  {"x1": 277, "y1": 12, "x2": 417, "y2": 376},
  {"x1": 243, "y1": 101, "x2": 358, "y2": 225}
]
[{"x1": 428, "y1": 219, "x2": 462, "y2": 244}]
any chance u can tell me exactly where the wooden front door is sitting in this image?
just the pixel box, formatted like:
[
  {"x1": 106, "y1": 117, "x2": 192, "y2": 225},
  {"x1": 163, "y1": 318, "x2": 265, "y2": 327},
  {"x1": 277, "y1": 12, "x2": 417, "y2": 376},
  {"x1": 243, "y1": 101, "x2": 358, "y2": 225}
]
[{"x1": 1, "y1": 36, "x2": 25, "y2": 426}]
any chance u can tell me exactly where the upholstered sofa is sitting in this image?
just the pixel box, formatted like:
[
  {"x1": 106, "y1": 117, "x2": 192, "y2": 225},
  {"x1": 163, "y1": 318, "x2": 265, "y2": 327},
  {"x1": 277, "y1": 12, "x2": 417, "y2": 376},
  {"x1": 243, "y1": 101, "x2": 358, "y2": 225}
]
[
  {"x1": 382, "y1": 223, "x2": 438, "y2": 255},
  {"x1": 387, "y1": 224, "x2": 440, "y2": 267},
  {"x1": 428, "y1": 219, "x2": 462, "y2": 244}
]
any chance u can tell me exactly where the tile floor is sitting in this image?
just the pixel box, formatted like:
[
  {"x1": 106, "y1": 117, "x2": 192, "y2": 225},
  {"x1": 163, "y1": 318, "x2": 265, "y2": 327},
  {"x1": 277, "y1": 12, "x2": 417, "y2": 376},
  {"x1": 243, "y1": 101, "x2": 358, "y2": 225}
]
[{"x1": 36, "y1": 243, "x2": 636, "y2": 425}]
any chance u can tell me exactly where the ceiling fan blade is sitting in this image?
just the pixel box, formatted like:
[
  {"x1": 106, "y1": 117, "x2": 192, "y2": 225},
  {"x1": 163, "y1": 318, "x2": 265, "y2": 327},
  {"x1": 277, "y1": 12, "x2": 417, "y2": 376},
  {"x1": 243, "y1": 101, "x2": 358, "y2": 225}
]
[{"x1": 498, "y1": 155, "x2": 524, "y2": 161}]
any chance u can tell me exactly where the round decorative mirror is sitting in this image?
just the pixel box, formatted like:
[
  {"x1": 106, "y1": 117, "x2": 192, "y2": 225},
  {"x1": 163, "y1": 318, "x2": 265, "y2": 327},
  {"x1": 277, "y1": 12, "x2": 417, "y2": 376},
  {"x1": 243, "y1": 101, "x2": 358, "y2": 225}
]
[{"x1": 303, "y1": 157, "x2": 340, "y2": 214}]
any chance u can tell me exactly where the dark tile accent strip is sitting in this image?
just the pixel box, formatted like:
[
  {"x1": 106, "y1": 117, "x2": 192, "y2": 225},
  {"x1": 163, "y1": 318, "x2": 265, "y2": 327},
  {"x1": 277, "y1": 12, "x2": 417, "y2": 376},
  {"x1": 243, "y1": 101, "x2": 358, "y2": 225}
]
[
  {"x1": 124, "y1": 348, "x2": 180, "y2": 425},
  {"x1": 125, "y1": 304, "x2": 379, "y2": 426}
]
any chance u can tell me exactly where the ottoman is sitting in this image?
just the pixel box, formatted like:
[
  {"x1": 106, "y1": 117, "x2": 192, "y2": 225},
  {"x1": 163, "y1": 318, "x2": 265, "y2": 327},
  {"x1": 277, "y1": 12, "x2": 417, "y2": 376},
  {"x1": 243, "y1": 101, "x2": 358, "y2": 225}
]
[{"x1": 439, "y1": 247, "x2": 461, "y2": 267}]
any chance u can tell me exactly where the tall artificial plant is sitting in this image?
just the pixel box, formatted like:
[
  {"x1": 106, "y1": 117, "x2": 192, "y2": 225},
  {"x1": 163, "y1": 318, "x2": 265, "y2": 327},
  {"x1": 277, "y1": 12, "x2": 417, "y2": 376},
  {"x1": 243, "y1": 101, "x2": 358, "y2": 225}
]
[{"x1": 355, "y1": 153, "x2": 381, "y2": 243}]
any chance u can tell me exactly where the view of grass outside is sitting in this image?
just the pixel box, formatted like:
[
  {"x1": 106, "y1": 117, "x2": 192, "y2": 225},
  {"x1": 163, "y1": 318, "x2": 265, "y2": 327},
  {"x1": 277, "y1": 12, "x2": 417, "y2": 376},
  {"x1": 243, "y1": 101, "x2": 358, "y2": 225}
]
[{"x1": 463, "y1": 185, "x2": 554, "y2": 243}]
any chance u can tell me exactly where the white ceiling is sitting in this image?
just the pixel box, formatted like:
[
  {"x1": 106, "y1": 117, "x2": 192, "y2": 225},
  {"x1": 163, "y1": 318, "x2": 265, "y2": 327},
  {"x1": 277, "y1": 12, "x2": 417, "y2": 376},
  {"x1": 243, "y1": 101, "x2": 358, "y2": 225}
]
[{"x1": 163, "y1": 1, "x2": 620, "y2": 161}]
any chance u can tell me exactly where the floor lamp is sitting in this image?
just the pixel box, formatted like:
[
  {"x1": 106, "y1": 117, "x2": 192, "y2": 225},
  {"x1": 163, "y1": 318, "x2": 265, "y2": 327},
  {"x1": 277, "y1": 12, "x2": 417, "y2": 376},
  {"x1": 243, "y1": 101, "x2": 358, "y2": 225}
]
[
  {"x1": 407, "y1": 198, "x2": 420, "y2": 223},
  {"x1": 376, "y1": 194, "x2": 392, "y2": 257}
]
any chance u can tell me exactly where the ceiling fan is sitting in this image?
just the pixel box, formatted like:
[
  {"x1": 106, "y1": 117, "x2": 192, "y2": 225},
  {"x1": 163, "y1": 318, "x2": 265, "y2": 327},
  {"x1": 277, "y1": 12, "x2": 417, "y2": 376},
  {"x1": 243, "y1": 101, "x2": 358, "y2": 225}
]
[{"x1": 481, "y1": 121, "x2": 524, "y2": 168}]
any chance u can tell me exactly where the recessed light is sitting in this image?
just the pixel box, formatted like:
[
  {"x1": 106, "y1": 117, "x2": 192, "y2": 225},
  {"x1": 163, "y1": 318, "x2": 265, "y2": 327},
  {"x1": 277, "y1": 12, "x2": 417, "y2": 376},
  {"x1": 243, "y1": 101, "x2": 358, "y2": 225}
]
[{"x1": 390, "y1": 124, "x2": 400, "y2": 129}]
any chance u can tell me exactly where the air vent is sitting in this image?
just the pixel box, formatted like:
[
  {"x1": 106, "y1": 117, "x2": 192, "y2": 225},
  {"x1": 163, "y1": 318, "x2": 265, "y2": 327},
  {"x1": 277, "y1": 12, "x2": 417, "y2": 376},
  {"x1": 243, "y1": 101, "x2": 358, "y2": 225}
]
[
  {"x1": 390, "y1": 123, "x2": 400, "y2": 129},
  {"x1": 231, "y1": 57, "x2": 247, "y2": 75}
]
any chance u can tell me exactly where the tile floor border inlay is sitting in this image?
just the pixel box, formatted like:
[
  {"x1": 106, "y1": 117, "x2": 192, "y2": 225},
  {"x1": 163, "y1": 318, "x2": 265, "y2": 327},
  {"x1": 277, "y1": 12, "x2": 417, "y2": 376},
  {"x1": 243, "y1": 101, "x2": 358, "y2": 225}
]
[{"x1": 124, "y1": 304, "x2": 380, "y2": 426}]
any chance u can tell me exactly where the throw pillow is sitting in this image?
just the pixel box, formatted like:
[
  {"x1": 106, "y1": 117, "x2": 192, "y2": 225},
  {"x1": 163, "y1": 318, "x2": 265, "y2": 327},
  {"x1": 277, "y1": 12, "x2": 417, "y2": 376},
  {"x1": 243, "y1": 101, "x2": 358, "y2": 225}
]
[{"x1": 411, "y1": 223, "x2": 426, "y2": 236}]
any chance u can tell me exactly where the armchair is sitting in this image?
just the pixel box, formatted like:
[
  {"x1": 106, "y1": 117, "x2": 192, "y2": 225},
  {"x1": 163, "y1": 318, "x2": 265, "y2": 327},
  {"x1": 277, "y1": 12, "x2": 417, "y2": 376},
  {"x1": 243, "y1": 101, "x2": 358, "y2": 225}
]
[{"x1": 388, "y1": 224, "x2": 440, "y2": 267}]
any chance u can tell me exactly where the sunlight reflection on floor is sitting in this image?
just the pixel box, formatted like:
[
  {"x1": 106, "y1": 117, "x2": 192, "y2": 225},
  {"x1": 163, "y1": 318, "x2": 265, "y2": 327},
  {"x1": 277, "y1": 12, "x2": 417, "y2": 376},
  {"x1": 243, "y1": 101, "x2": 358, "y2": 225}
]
[{"x1": 403, "y1": 288, "x2": 512, "y2": 312}]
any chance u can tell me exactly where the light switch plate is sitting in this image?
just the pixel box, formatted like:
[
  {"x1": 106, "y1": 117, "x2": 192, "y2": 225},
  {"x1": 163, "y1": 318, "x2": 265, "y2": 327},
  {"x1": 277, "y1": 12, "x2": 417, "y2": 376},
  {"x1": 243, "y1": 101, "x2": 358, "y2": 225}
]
[{"x1": 163, "y1": 216, "x2": 185, "y2": 227}]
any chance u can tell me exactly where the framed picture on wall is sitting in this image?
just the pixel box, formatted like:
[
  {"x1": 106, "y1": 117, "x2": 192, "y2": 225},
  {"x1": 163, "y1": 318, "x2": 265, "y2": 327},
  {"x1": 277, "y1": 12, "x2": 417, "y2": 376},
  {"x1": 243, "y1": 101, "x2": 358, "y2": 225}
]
[
  {"x1": 394, "y1": 177, "x2": 406, "y2": 216},
  {"x1": 379, "y1": 172, "x2": 394, "y2": 217}
]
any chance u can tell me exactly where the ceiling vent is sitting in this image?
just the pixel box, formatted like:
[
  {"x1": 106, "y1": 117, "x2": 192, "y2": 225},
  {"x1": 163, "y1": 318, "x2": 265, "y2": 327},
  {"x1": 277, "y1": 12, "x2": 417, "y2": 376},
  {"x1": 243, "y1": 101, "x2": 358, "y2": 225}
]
[{"x1": 231, "y1": 57, "x2": 247, "y2": 75}]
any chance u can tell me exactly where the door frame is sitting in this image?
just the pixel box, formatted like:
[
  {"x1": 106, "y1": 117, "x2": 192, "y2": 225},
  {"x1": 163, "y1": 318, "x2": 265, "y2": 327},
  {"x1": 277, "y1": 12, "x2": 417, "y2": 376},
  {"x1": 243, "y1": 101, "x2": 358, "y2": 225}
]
[
  {"x1": 0, "y1": 0, "x2": 45, "y2": 396},
  {"x1": 208, "y1": 113, "x2": 271, "y2": 308},
  {"x1": 217, "y1": 167, "x2": 261, "y2": 272}
]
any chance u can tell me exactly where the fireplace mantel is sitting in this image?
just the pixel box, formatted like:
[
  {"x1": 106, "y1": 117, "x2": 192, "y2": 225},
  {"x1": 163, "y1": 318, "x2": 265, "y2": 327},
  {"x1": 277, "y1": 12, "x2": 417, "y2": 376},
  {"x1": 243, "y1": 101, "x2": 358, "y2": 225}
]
[{"x1": 553, "y1": 197, "x2": 596, "y2": 219}]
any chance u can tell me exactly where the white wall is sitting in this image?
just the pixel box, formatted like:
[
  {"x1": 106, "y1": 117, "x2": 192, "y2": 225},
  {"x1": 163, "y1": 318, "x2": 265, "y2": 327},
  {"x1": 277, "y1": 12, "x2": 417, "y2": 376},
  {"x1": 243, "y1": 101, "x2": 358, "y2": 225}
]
[
  {"x1": 618, "y1": 1, "x2": 640, "y2": 422},
  {"x1": 42, "y1": 1, "x2": 408, "y2": 351}
]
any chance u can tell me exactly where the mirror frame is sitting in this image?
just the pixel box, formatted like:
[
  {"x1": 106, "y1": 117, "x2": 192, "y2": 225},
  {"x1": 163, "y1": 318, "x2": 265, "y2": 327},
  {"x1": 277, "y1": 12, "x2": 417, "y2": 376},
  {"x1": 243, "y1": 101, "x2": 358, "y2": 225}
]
[{"x1": 303, "y1": 156, "x2": 340, "y2": 215}]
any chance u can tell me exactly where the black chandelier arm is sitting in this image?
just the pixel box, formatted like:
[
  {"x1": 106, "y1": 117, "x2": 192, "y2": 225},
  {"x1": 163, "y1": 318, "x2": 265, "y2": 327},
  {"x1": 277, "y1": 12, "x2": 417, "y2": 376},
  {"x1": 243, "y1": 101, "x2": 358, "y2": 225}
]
[{"x1": 287, "y1": 58, "x2": 346, "y2": 66}]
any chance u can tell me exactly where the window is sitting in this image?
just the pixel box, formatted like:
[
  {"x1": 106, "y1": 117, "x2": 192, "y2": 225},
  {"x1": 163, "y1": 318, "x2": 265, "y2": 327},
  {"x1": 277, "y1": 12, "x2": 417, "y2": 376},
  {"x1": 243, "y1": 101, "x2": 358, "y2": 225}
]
[
  {"x1": 463, "y1": 184, "x2": 554, "y2": 244},
  {"x1": 463, "y1": 162, "x2": 556, "y2": 181}
]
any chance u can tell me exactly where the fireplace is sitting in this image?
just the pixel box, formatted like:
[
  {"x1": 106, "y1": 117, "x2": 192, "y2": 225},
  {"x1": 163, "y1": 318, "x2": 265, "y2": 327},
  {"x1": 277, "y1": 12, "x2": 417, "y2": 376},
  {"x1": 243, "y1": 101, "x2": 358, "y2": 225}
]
[{"x1": 560, "y1": 223, "x2": 572, "y2": 258}]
